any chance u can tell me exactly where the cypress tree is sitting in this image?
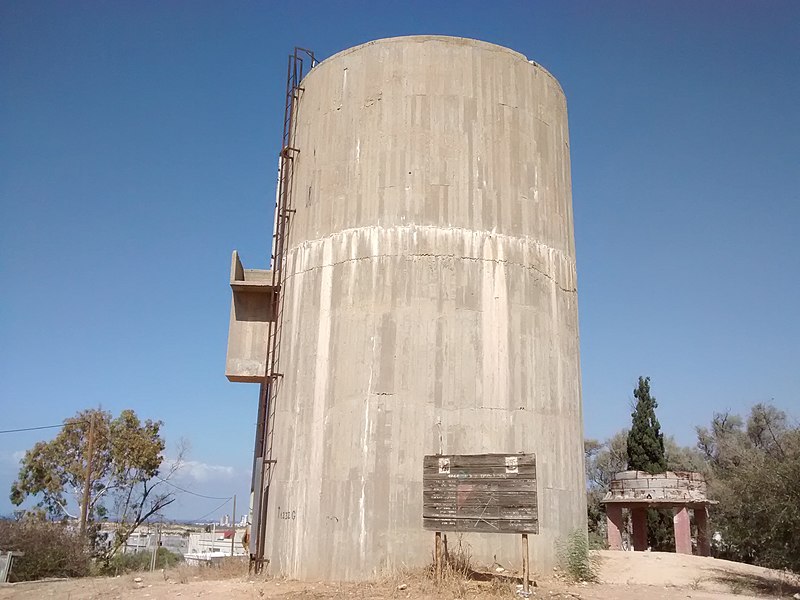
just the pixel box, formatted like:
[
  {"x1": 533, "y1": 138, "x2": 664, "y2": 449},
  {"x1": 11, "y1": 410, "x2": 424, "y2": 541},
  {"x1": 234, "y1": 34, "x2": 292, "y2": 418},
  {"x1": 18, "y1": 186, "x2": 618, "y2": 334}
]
[
  {"x1": 626, "y1": 376, "x2": 672, "y2": 550},
  {"x1": 626, "y1": 376, "x2": 667, "y2": 473}
]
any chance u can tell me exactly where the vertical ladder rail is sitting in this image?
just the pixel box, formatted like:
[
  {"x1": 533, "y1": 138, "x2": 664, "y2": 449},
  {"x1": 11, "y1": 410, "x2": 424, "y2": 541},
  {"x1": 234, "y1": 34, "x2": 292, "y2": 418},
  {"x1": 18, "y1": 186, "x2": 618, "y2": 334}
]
[{"x1": 250, "y1": 47, "x2": 316, "y2": 575}]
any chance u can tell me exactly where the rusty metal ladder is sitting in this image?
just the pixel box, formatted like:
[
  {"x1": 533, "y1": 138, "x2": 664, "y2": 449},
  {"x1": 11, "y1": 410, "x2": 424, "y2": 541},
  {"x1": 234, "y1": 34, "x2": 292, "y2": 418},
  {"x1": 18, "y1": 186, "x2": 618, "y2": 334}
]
[{"x1": 250, "y1": 46, "x2": 316, "y2": 575}]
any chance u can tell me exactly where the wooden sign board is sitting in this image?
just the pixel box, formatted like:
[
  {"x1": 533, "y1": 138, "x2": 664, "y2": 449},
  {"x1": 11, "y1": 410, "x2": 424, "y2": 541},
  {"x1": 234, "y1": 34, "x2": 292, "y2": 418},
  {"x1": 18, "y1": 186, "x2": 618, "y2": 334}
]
[{"x1": 423, "y1": 453, "x2": 538, "y2": 534}]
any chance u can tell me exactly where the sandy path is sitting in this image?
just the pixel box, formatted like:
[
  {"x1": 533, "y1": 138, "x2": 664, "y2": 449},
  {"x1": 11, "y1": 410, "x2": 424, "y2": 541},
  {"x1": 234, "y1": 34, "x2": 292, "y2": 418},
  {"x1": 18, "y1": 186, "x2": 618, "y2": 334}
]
[{"x1": 0, "y1": 551, "x2": 797, "y2": 599}]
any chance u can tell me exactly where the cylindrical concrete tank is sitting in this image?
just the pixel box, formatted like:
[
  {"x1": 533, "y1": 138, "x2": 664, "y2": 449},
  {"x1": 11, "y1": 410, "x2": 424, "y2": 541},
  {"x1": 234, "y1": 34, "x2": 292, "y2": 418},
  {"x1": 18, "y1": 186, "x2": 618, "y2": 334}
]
[{"x1": 268, "y1": 35, "x2": 585, "y2": 580}]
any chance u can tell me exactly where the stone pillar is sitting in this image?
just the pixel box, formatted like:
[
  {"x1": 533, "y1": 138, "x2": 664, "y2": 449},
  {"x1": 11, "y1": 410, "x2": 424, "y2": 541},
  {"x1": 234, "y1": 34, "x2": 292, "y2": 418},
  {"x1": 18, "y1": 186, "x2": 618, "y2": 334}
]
[
  {"x1": 673, "y1": 507, "x2": 692, "y2": 555},
  {"x1": 631, "y1": 507, "x2": 648, "y2": 551},
  {"x1": 605, "y1": 504, "x2": 624, "y2": 550},
  {"x1": 694, "y1": 506, "x2": 711, "y2": 556}
]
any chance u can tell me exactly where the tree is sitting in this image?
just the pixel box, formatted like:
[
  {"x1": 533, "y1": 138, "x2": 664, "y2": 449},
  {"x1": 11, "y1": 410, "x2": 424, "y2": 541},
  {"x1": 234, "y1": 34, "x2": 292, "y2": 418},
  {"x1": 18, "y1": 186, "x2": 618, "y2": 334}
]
[
  {"x1": 585, "y1": 431, "x2": 628, "y2": 543},
  {"x1": 625, "y1": 377, "x2": 674, "y2": 550},
  {"x1": 9, "y1": 408, "x2": 178, "y2": 560},
  {"x1": 626, "y1": 376, "x2": 667, "y2": 473},
  {"x1": 664, "y1": 435, "x2": 707, "y2": 474},
  {"x1": 586, "y1": 431, "x2": 629, "y2": 490},
  {"x1": 696, "y1": 403, "x2": 800, "y2": 571}
]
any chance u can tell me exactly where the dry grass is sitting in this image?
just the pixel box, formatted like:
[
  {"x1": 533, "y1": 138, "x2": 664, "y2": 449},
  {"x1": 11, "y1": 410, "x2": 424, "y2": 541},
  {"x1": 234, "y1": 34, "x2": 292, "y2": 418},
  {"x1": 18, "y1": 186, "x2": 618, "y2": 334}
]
[
  {"x1": 4, "y1": 547, "x2": 798, "y2": 600},
  {"x1": 155, "y1": 548, "x2": 520, "y2": 600},
  {"x1": 338, "y1": 568, "x2": 519, "y2": 600},
  {"x1": 688, "y1": 576, "x2": 705, "y2": 590},
  {"x1": 164, "y1": 556, "x2": 251, "y2": 584},
  {"x1": 305, "y1": 538, "x2": 520, "y2": 600},
  {"x1": 708, "y1": 568, "x2": 800, "y2": 598},
  {"x1": 423, "y1": 535, "x2": 517, "y2": 598}
]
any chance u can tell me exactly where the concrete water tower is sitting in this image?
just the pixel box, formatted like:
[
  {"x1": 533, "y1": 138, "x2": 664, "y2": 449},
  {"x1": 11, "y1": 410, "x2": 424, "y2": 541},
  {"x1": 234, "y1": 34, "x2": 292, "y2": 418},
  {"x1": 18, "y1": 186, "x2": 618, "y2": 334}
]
[{"x1": 226, "y1": 35, "x2": 586, "y2": 580}]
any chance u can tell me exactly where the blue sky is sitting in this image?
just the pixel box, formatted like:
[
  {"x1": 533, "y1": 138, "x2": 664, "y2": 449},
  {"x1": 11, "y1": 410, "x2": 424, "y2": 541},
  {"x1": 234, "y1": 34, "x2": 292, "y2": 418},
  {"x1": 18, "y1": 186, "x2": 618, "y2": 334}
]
[{"x1": 1, "y1": 1, "x2": 798, "y2": 520}]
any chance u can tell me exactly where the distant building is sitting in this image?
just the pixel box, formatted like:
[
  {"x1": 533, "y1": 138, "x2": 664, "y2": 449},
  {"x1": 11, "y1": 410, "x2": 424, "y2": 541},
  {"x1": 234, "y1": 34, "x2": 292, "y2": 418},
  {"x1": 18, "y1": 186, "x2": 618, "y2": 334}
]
[{"x1": 186, "y1": 529, "x2": 247, "y2": 558}]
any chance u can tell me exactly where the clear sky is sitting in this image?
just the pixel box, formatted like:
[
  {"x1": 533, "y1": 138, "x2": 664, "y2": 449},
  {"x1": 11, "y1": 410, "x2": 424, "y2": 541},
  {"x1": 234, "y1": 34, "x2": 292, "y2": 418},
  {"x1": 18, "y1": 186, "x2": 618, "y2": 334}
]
[{"x1": 1, "y1": 1, "x2": 798, "y2": 520}]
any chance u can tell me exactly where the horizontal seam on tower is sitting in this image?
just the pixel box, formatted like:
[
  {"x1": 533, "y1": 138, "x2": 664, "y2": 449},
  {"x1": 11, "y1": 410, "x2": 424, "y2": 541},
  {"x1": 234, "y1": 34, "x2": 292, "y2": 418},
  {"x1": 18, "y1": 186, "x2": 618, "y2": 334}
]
[
  {"x1": 284, "y1": 252, "x2": 577, "y2": 294},
  {"x1": 288, "y1": 224, "x2": 574, "y2": 262}
]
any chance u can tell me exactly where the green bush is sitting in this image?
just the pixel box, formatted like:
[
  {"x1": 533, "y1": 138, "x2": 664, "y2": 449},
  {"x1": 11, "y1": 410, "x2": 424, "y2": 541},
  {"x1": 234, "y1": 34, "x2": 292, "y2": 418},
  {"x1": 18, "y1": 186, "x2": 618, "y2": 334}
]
[
  {"x1": 558, "y1": 529, "x2": 599, "y2": 583},
  {"x1": 587, "y1": 527, "x2": 607, "y2": 550},
  {"x1": 0, "y1": 517, "x2": 90, "y2": 582},
  {"x1": 698, "y1": 405, "x2": 800, "y2": 572},
  {"x1": 104, "y1": 547, "x2": 183, "y2": 575}
]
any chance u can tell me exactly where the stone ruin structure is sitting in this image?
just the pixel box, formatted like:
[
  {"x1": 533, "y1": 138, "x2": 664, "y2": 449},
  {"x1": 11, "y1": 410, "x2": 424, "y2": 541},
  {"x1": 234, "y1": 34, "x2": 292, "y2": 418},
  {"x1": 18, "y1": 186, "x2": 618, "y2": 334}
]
[{"x1": 602, "y1": 470, "x2": 715, "y2": 555}]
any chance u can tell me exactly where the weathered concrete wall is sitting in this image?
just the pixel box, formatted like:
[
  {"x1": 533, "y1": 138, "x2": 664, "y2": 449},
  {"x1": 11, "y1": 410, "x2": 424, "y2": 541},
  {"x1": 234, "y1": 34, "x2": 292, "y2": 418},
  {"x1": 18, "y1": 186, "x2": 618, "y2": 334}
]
[
  {"x1": 266, "y1": 36, "x2": 585, "y2": 580},
  {"x1": 604, "y1": 470, "x2": 709, "y2": 502}
]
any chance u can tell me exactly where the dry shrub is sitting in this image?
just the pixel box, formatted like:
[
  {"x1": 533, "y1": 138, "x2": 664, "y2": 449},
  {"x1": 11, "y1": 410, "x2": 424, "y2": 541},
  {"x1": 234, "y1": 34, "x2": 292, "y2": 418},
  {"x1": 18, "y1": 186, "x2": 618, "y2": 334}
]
[
  {"x1": 0, "y1": 517, "x2": 90, "y2": 581},
  {"x1": 366, "y1": 562, "x2": 515, "y2": 599},
  {"x1": 425, "y1": 536, "x2": 515, "y2": 598},
  {"x1": 212, "y1": 555, "x2": 249, "y2": 579},
  {"x1": 174, "y1": 563, "x2": 192, "y2": 584},
  {"x1": 165, "y1": 555, "x2": 248, "y2": 582},
  {"x1": 441, "y1": 535, "x2": 473, "y2": 579}
]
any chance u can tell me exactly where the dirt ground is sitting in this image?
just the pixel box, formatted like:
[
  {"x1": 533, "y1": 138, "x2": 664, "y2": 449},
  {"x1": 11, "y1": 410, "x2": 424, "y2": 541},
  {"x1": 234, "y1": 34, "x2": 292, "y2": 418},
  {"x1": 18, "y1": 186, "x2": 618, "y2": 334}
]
[{"x1": 1, "y1": 551, "x2": 798, "y2": 600}]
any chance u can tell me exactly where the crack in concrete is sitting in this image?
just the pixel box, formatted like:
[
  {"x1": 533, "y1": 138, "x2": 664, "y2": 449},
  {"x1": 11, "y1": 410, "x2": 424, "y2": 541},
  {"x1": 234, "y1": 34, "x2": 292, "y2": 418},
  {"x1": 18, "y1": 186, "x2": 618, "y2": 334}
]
[
  {"x1": 285, "y1": 252, "x2": 576, "y2": 294},
  {"x1": 287, "y1": 224, "x2": 574, "y2": 261}
]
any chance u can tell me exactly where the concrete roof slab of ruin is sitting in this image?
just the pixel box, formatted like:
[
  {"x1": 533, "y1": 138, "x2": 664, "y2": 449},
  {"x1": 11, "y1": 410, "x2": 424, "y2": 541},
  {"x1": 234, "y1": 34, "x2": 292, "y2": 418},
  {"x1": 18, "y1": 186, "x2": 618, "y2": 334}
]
[{"x1": 601, "y1": 470, "x2": 718, "y2": 507}]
